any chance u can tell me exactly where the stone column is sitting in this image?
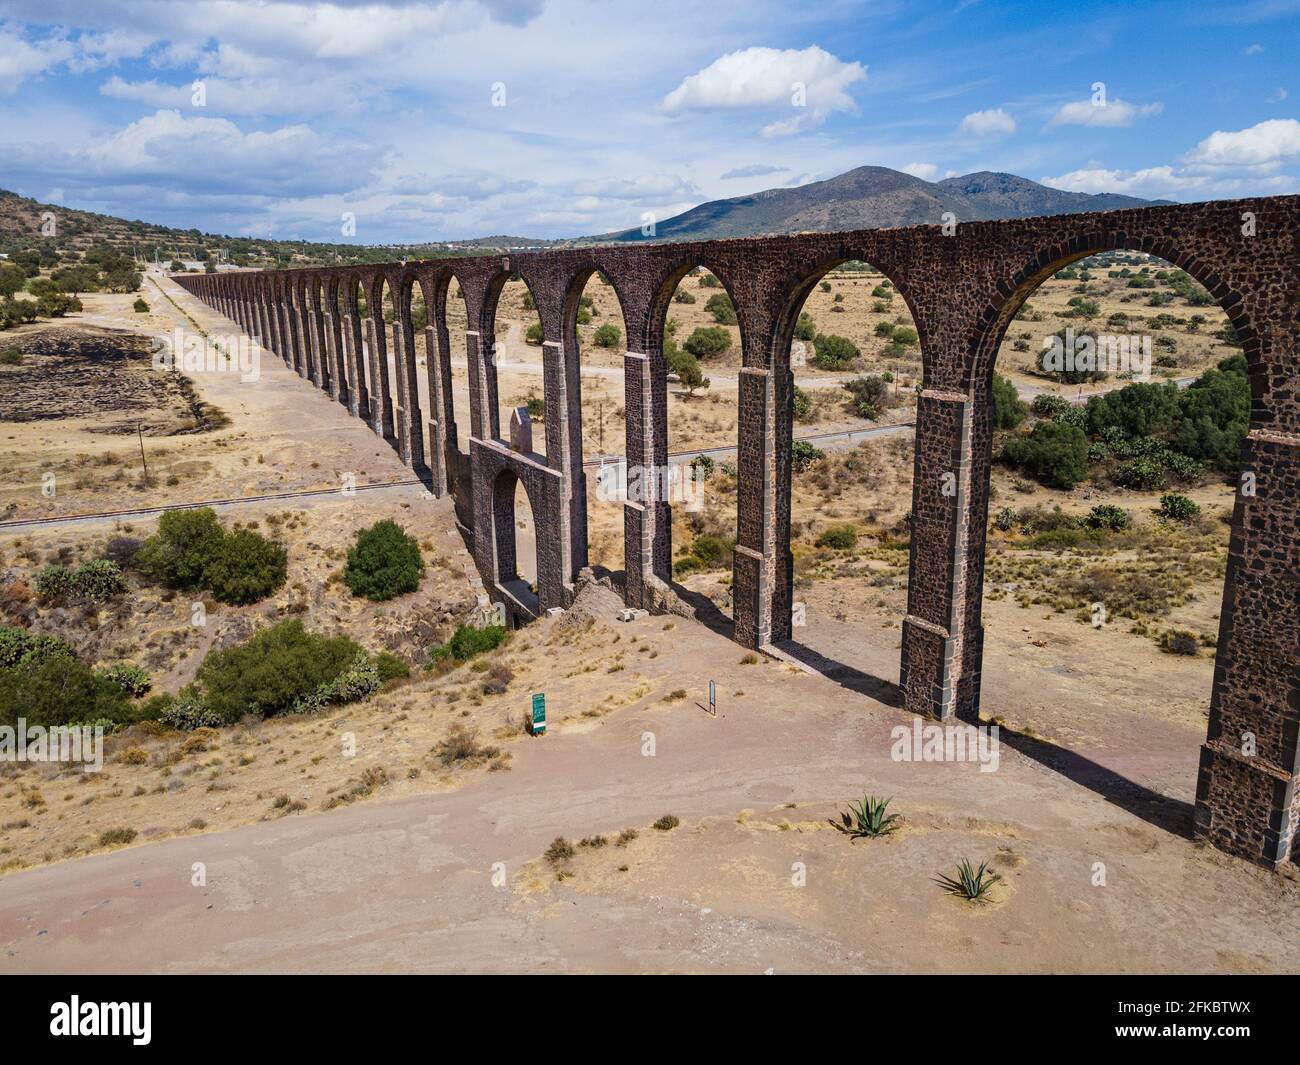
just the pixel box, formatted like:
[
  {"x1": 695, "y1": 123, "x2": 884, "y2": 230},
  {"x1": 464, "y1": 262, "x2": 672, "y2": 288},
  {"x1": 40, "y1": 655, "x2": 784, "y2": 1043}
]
[
  {"x1": 899, "y1": 385, "x2": 986, "y2": 721},
  {"x1": 365, "y1": 312, "x2": 395, "y2": 442},
  {"x1": 733, "y1": 364, "x2": 777, "y2": 647},
  {"x1": 1195, "y1": 427, "x2": 1300, "y2": 868},
  {"x1": 464, "y1": 330, "x2": 493, "y2": 442},
  {"x1": 343, "y1": 307, "x2": 368, "y2": 420},
  {"x1": 422, "y1": 304, "x2": 452, "y2": 497},
  {"x1": 394, "y1": 300, "x2": 425, "y2": 471},
  {"x1": 281, "y1": 298, "x2": 300, "y2": 375},
  {"x1": 622, "y1": 343, "x2": 670, "y2": 609},
  {"x1": 541, "y1": 334, "x2": 587, "y2": 597},
  {"x1": 322, "y1": 307, "x2": 346, "y2": 406}
]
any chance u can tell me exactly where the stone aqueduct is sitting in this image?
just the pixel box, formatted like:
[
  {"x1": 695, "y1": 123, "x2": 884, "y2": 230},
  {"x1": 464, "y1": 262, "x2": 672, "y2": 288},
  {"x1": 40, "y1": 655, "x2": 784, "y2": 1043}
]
[{"x1": 176, "y1": 194, "x2": 1300, "y2": 869}]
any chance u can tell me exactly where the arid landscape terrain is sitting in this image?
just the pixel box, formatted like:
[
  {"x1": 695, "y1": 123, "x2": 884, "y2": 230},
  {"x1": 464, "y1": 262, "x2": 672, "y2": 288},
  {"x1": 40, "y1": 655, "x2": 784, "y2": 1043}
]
[{"x1": 1, "y1": 248, "x2": 1294, "y2": 976}]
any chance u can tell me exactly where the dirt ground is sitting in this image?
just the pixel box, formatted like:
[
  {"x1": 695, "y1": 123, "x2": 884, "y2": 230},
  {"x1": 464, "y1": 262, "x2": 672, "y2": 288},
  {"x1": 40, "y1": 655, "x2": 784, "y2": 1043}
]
[{"x1": 0, "y1": 267, "x2": 1290, "y2": 975}]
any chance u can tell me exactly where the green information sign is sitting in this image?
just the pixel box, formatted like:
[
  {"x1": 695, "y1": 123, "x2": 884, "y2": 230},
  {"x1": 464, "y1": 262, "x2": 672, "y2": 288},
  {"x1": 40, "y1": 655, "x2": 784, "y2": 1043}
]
[{"x1": 530, "y1": 692, "x2": 546, "y2": 735}]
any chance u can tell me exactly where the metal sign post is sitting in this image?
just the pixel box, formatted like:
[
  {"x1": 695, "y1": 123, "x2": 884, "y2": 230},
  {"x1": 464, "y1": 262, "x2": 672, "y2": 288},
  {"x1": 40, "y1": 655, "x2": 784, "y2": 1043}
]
[
  {"x1": 529, "y1": 692, "x2": 546, "y2": 735},
  {"x1": 708, "y1": 680, "x2": 716, "y2": 715}
]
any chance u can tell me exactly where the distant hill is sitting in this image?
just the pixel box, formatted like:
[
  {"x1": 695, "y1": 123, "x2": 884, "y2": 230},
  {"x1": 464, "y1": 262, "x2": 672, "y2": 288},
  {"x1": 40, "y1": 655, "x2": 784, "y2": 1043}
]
[
  {"x1": 0, "y1": 190, "x2": 533, "y2": 269},
  {"x1": 586, "y1": 166, "x2": 1171, "y2": 244}
]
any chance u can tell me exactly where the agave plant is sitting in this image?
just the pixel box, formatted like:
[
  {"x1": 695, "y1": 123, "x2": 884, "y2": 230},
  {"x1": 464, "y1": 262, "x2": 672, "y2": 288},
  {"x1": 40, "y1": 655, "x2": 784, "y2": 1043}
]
[
  {"x1": 833, "y1": 794, "x2": 900, "y2": 839},
  {"x1": 935, "y1": 858, "x2": 1001, "y2": 901}
]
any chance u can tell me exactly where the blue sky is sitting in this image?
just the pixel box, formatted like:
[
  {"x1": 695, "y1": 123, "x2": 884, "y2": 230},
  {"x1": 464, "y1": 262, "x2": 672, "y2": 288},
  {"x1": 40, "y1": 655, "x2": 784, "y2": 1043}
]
[{"x1": 0, "y1": 0, "x2": 1296, "y2": 241}]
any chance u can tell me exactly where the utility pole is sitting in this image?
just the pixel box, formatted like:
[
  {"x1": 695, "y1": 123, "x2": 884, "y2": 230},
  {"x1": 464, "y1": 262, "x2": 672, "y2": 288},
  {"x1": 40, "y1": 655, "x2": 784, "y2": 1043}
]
[{"x1": 136, "y1": 421, "x2": 150, "y2": 485}]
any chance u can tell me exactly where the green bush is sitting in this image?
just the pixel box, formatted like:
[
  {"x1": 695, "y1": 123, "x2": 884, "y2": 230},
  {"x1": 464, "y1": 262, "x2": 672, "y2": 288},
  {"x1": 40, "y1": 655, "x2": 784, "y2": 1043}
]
[
  {"x1": 1112, "y1": 458, "x2": 1167, "y2": 491},
  {"x1": 1001, "y1": 420, "x2": 1089, "y2": 489},
  {"x1": 812, "y1": 333, "x2": 858, "y2": 370},
  {"x1": 690, "y1": 534, "x2": 732, "y2": 565},
  {"x1": 891, "y1": 325, "x2": 918, "y2": 346},
  {"x1": 101, "y1": 663, "x2": 153, "y2": 698},
  {"x1": 673, "y1": 556, "x2": 703, "y2": 577},
  {"x1": 1032, "y1": 393, "x2": 1073, "y2": 420},
  {"x1": 196, "y1": 619, "x2": 368, "y2": 722},
  {"x1": 816, "y1": 525, "x2": 857, "y2": 550},
  {"x1": 1158, "y1": 492, "x2": 1200, "y2": 522},
  {"x1": 524, "y1": 322, "x2": 543, "y2": 344},
  {"x1": 157, "y1": 692, "x2": 225, "y2": 730},
  {"x1": 992, "y1": 374, "x2": 1027, "y2": 430},
  {"x1": 204, "y1": 529, "x2": 287, "y2": 605},
  {"x1": 34, "y1": 564, "x2": 75, "y2": 601},
  {"x1": 682, "y1": 326, "x2": 730, "y2": 359},
  {"x1": 668, "y1": 346, "x2": 708, "y2": 393},
  {"x1": 792, "y1": 440, "x2": 824, "y2": 472},
  {"x1": 843, "y1": 375, "x2": 889, "y2": 419},
  {"x1": 37, "y1": 560, "x2": 129, "y2": 603},
  {"x1": 134, "y1": 507, "x2": 226, "y2": 589},
  {"x1": 526, "y1": 395, "x2": 545, "y2": 420},
  {"x1": 131, "y1": 297, "x2": 149, "y2": 313},
  {"x1": 0, "y1": 653, "x2": 133, "y2": 729},
  {"x1": 594, "y1": 323, "x2": 620, "y2": 347},
  {"x1": 673, "y1": 288, "x2": 696, "y2": 304},
  {"x1": 374, "y1": 653, "x2": 410, "y2": 684},
  {"x1": 343, "y1": 520, "x2": 424, "y2": 601},
  {"x1": 431, "y1": 623, "x2": 508, "y2": 664},
  {"x1": 705, "y1": 293, "x2": 736, "y2": 325},
  {"x1": 698, "y1": 273, "x2": 721, "y2": 288},
  {"x1": 792, "y1": 386, "x2": 812, "y2": 421},
  {"x1": 793, "y1": 312, "x2": 815, "y2": 341},
  {"x1": 874, "y1": 321, "x2": 895, "y2": 338},
  {"x1": 1085, "y1": 504, "x2": 1129, "y2": 531}
]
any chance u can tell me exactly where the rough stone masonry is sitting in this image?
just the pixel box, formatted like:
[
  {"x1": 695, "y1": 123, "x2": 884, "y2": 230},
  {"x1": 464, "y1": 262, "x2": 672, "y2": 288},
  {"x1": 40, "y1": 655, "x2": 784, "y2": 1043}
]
[{"x1": 176, "y1": 194, "x2": 1300, "y2": 870}]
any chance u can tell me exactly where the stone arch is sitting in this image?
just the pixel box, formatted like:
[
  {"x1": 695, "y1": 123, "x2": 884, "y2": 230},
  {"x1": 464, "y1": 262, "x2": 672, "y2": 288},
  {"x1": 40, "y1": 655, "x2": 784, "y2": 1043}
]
[
  {"x1": 769, "y1": 251, "x2": 924, "y2": 370},
  {"x1": 966, "y1": 235, "x2": 1263, "y2": 395},
  {"x1": 490, "y1": 465, "x2": 542, "y2": 619},
  {"x1": 645, "y1": 256, "x2": 748, "y2": 356}
]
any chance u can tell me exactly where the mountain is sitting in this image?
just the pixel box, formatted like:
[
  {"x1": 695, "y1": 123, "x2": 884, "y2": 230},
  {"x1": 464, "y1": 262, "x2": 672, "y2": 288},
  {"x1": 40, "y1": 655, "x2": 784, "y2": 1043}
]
[
  {"x1": 588, "y1": 166, "x2": 1170, "y2": 244},
  {"x1": 0, "y1": 189, "x2": 534, "y2": 268}
]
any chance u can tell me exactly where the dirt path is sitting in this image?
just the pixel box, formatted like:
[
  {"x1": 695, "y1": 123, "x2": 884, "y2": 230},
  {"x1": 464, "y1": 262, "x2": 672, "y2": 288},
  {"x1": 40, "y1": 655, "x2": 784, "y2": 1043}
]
[{"x1": 1, "y1": 588, "x2": 1296, "y2": 974}]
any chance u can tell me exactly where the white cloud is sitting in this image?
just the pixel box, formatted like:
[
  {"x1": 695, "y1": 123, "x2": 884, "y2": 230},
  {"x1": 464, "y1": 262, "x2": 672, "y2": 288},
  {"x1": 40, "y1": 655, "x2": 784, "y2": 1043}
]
[
  {"x1": 100, "y1": 74, "x2": 357, "y2": 117},
  {"x1": 901, "y1": 161, "x2": 938, "y2": 180},
  {"x1": 3, "y1": 108, "x2": 373, "y2": 198},
  {"x1": 1268, "y1": 87, "x2": 1288, "y2": 104},
  {"x1": 959, "y1": 107, "x2": 1015, "y2": 137},
  {"x1": 1042, "y1": 163, "x2": 1298, "y2": 200},
  {"x1": 720, "y1": 163, "x2": 787, "y2": 179},
  {"x1": 0, "y1": 25, "x2": 75, "y2": 92},
  {"x1": 662, "y1": 45, "x2": 866, "y2": 137},
  {"x1": 1047, "y1": 97, "x2": 1163, "y2": 129},
  {"x1": 1183, "y1": 118, "x2": 1300, "y2": 167}
]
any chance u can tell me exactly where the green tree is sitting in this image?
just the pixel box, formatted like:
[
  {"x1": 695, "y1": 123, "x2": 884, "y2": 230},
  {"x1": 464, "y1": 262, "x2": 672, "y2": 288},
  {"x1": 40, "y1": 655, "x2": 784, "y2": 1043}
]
[
  {"x1": 992, "y1": 373, "x2": 1027, "y2": 430},
  {"x1": 682, "y1": 326, "x2": 730, "y2": 359},
  {"x1": 812, "y1": 333, "x2": 859, "y2": 370},
  {"x1": 196, "y1": 620, "x2": 366, "y2": 722},
  {"x1": 594, "y1": 323, "x2": 620, "y2": 347},
  {"x1": 204, "y1": 529, "x2": 287, "y2": 605},
  {"x1": 134, "y1": 507, "x2": 226, "y2": 589},
  {"x1": 1001, "y1": 420, "x2": 1089, "y2": 489},
  {"x1": 705, "y1": 293, "x2": 736, "y2": 325},
  {"x1": 343, "y1": 520, "x2": 424, "y2": 601}
]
